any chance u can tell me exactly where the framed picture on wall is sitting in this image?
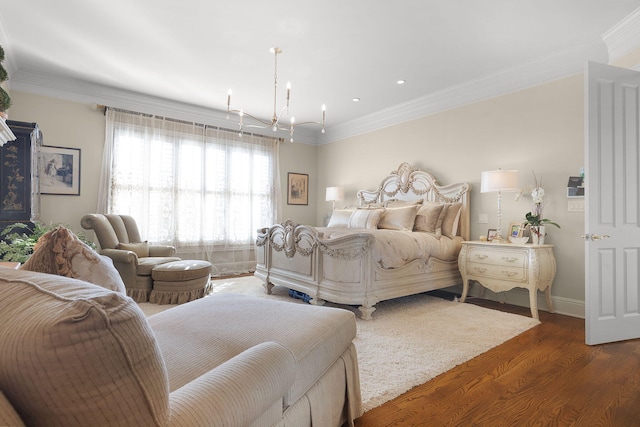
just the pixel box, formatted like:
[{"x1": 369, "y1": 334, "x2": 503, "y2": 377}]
[
  {"x1": 39, "y1": 145, "x2": 81, "y2": 195},
  {"x1": 287, "y1": 172, "x2": 308, "y2": 205}
]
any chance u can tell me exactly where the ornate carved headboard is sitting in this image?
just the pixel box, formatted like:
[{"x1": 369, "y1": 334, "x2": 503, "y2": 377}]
[{"x1": 356, "y1": 162, "x2": 471, "y2": 240}]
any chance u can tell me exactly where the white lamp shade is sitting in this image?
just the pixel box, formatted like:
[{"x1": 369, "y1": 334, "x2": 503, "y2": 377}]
[
  {"x1": 481, "y1": 170, "x2": 519, "y2": 193},
  {"x1": 325, "y1": 186, "x2": 344, "y2": 201}
]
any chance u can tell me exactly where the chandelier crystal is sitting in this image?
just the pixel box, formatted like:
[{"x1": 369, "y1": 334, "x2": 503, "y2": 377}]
[{"x1": 226, "y1": 47, "x2": 326, "y2": 142}]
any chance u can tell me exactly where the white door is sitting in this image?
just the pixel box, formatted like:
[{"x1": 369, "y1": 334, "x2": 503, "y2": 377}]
[{"x1": 586, "y1": 61, "x2": 640, "y2": 345}]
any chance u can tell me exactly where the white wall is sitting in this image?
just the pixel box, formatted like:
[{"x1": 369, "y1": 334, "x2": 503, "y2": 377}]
[{"x1": 318, "y1": 74, "x2": 586, "y2": 316}]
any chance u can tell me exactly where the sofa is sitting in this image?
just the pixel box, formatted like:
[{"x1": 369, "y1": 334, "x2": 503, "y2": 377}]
[{"x1": 0, "y1": 268, "x2": 362, "y2": 426}]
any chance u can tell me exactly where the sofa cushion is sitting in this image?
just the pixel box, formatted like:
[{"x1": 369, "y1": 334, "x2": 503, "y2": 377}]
[
  {"x1": 0, "y1": 269, "x2": 170, "y2": 427},
  {"x1": 148, "y1": 293, "x2": 357, "y2": 407}
]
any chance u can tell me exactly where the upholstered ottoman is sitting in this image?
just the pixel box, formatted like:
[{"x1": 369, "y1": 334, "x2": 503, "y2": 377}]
[{"x1": 149, "y1": 260, "x2": 212, "y2": 304}]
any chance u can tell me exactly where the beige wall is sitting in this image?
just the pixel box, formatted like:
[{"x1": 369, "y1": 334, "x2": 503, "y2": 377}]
[
  {"x1": 7, "y1": 90, "x2": 319, "y2": 239},
  {"x1": 318, "y1": 74, "x2": 586, "y2": 316}
]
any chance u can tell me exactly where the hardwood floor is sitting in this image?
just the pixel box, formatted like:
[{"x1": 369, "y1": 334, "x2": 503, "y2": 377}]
[{"x1": 355, "y1": 295, "x2": 640, "y2": 427}]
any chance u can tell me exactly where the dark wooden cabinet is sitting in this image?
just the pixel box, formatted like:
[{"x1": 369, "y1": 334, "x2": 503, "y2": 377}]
[{"x1": 0, "y1": 121, "x2": 41, "y2": 226}]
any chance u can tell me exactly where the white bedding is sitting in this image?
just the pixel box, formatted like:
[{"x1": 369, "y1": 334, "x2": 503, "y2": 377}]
[{"x1": 317, "y1": 227, "x2": 463, "y2": 269}]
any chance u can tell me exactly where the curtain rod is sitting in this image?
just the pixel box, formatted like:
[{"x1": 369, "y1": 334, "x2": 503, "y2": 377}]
[{"x1": 97, "y1": 104, "x2": 283, "y2": 141}]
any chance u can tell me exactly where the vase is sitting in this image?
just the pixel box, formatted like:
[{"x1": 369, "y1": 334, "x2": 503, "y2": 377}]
[{"x1": 530, "y1": 225, "x2": 546, "y2": 244}]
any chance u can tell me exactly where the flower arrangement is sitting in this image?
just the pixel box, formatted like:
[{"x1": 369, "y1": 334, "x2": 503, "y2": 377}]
[{"x1": 516, "y1": 172, "x2": 560, "y2": 236}]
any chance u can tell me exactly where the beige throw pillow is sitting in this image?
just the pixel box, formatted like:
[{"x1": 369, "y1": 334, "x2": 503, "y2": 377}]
[
  {"x1": 348, "y1": 208, "x2": 385, "y2": 229},
  {"x1": 378, "y1": 205, "x2": 420, "y2": 231},
  {"x1": 414, "y1": 202, "x2": 446, "y2": 237},
  {"x1": 118, "y1": 241, "x2": 150, "y2": 258},
  {"x1": 441, "y1": 203, "x2": 463, "y2": 238}
]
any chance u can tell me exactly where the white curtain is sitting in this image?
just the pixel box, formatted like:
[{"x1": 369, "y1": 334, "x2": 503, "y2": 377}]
[{"x1": 99, "y1": 109, "x2": 280, "y2": 276}]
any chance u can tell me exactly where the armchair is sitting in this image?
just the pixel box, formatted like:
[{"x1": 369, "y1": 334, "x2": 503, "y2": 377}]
[{"x1": 81, "y1": 214, "x2": 180, "y2": 302}]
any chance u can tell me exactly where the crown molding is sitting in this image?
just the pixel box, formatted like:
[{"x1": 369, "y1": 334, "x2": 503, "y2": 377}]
[
  {"x1": 602, "y1": 6, "x2": 640, "y2": 64},
  {"x1": 9, "y1": 69, "x2": 319, "y2": 145},
  {"x1": 318, "y1": 41, "x2": 607, "y2": 145}
]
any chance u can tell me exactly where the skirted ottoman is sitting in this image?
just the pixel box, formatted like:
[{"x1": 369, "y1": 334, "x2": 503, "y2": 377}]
[{"x1": 149, "y1": 260, "x2": 212, "y2": 304}]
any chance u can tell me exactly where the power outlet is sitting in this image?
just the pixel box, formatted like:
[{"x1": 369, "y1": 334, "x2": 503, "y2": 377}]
[{"x1": 478, "y1": 214, "x2": 488, "y2": 224}]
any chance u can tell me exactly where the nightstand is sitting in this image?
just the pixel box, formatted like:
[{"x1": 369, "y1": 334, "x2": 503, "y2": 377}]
[{"x1": 458, "y1": 241, "x2": 556, "y2": 319}]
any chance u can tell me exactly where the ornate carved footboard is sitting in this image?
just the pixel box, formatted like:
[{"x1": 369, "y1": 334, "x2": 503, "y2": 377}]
[{"x1": 255, "y1": 220, "x2": 380, "y2": 318}]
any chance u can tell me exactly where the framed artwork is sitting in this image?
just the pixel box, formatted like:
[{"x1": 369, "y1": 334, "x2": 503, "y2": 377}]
[
  {"x1": 487, "y1": 228, "x2": 498, "y2": 242},
  {"x1": 39, "y1": 145, "x2": 81, "y2": 195},
  {"x1": 509, "y1": 222, "x2": 525, "y2": 238},
  {"x1": 287, "y1": 172, "x2": 309, "y2": 205}
]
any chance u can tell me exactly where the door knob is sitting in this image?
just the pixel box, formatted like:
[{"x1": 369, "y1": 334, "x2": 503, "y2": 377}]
[{"x1": 582, "y1": 234, "x2": 610, "y2": 241}]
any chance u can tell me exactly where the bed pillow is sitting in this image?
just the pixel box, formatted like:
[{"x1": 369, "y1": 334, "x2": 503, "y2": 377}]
[
  {"x1": 441, "y1": 202, "x2": 463, "y2": 238},
  {"x1": 348, "y1": 208, "x2": 385, "y2": 229},
  {"x1": 378, "y1": 205, "x2": 420, "y2": 231},
  {"x1": 327, "y1": 209, "x2": 354, "y2": 227},
  {"x1": 384, "y1": 199, "x2": 423, "y2": 208},
  {"x1": 414, "y1": 202, "x2": 446, "y2": 237},
  {"x1": 117, "y1": 241, "x2": 150, "y2": 258}
]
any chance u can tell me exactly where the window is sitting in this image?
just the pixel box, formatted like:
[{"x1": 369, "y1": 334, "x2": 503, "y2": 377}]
[{"x1": 101, "y1": 109, "x2": 279, "y2": 275}]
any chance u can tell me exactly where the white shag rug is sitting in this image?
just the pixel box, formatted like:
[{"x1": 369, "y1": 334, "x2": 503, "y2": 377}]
[{"x1": 139, "y1": 275, "x2": 540, "y2": 412}]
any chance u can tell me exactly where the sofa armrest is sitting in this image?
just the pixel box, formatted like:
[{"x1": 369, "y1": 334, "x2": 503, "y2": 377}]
[
  {"x1": 167, "y1": 342, "x2": 295, "y2": 426},
  {"x1": 149, "y1": 245, "x2": 176, "y2": 257},
  {"x1": 99, "y1": 248, "x2": 138, "y2": 287}
]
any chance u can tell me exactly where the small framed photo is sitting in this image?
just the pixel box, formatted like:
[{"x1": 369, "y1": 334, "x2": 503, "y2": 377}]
[
  {"x1": 39, "y1": 145, "x2": 81, "y2": 195},
  {"x1": 487, "y1": 229, "x2": 498, "y2": 242},
  {"x1": 509, "y1": 222, "x2": 525, "y2": 238},
  {"x1": 287, "y1": 172, "x2": 308, "y2": 205}
]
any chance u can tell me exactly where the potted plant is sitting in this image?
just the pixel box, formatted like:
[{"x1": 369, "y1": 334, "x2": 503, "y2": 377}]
[
  {"x1": 0, "y1": 222, "x2": 95, "y2": 263},
  {"x1": 520, "y1": 172, "x2": 560, "y2": 244},
  {"x1": 0, "y1": 45, "x2": 11, "y2": 117}
]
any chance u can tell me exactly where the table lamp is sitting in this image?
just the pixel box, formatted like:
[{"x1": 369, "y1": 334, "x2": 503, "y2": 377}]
[
  {"x1": 325, "y1": 186, "x2": 344, "y2": 210},
  {"x1": 481, "y1": 169, "x2": 519, "y2": 241}
]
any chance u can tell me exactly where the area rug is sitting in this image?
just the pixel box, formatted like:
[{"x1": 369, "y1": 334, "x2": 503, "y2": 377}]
[{"x1": 139, "y1": 275, "x2": 540, "y2": 412}]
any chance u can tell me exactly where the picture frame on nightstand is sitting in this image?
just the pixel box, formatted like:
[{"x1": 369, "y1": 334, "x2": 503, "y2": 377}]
[
  {"x1": 509, "y1": 222, "x2": 525, "y2": 238},
  {"x1": 487, "y1": 229, "x2": 498, "y2": 242}
]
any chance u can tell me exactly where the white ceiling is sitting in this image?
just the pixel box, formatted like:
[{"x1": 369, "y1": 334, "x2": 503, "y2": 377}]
[{"x1": 1, "y1": 1, "x2": 639, "y2": 143}]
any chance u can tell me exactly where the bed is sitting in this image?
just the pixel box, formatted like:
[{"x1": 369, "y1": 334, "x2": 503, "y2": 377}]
[{"x1": 255, "y1": 162, "x2": 471, "y2": 319}]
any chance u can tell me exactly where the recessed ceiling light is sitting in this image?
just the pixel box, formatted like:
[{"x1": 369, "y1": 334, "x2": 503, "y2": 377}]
[
  {"x1": 353, "y1": 98, "x2": 360, "y2": 102},
  {"x1": 397, "y1": 79, "x2": 406, "y2": 85}
]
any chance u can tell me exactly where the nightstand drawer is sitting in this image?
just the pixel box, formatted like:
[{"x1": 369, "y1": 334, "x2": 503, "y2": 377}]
[
  {"x1": 467, "y1": 247, "x2": 526, "y2": 267},
  {"x1": 468, "y1": 262, "x2": 526, "y2": 282}
]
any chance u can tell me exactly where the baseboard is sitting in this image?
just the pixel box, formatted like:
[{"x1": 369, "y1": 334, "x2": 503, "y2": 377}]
[{"x1": 442, "y1": 284, "x2": 585, "y2": 319}]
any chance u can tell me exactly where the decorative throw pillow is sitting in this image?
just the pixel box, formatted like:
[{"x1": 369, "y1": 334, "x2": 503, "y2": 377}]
[
  {"x1": 348, "y1": 208, "x2": 385, "y2": 229},
  {"x1": 378, "y1": 205, "x2": 420, "y2": 231},
  {"x1": 117, "y1": 241, "x2": 150, "y2": 258},
  {"x1": 327, "y1": 209, "x2": 354, "y2": 227},
  {"x1": 414, "y1": 202, "x2": 446, "y2": 237},
  {"x1": 441, "y1": 203, "x2": 463, "y2": 238},
  {"x1": 21, "y1": 226, "x2": 127, "y2": 293}
]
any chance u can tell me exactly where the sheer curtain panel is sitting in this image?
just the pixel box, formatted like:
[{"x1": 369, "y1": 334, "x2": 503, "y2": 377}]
[{"x1": 100, "y1": 109, "x2": 280, "y2": 276}]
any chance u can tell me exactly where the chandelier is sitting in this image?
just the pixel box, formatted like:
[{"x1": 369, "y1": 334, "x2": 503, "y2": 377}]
[{"x1": 226, "y1": 47, "x2": 326, "y2": 142}]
